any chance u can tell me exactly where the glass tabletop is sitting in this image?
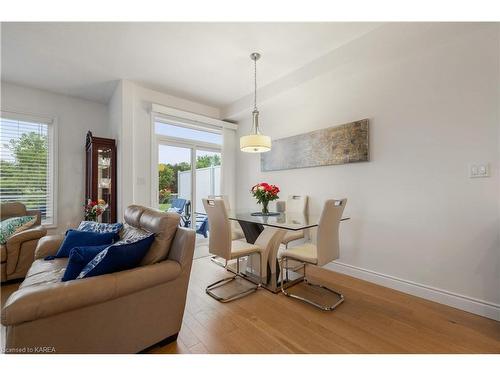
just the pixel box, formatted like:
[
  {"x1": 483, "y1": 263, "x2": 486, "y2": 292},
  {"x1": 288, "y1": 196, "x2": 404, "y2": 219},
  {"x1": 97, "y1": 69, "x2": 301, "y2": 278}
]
[{"x1": 227, "y1": 210, "x2": 349, "y2": 231}]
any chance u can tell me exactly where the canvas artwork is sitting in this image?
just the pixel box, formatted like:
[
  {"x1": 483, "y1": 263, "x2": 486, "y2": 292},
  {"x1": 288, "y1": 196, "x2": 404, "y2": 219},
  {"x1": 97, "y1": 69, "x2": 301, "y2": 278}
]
[{"x1": 261, "y1": 119, "x2": 369, "y2": 172}]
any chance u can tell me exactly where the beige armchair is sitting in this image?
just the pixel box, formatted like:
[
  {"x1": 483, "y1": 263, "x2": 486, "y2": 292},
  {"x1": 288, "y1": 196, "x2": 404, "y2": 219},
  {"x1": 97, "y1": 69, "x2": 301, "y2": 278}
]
[
  {"x1": 1, "y1": 205, "x2": 196, "y2": 354},
  {"x1": 1, "y1": 202, "x2": 47, "y2": 282}
]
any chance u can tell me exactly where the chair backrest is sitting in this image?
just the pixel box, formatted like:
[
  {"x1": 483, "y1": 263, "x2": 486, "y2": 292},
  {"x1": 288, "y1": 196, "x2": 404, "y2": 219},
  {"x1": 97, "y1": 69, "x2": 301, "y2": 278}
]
[
  {"x1": 208, "y1": 195, "x2": 230, "y2": 210},
  {"x1": 202, "y1": 198, "x2": 232, "y2": 260},
  {"x1": 170, "y1": 198, "x2": 186, "y2": 214},
  {"x1": 316, "y1": 199, "x2": 347, "y2": 266},
  {"x1": 286, "y1": 195, "x2": 308, "y2": 214}
]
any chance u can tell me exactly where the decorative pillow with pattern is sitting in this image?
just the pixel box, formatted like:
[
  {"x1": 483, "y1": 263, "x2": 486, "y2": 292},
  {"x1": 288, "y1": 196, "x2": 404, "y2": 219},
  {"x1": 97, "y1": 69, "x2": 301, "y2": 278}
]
[
  {"x1": 120, "y1": 222, "x2": 150, "y2": 241},
  {"x1": 0, "y1": 215, "x2": 37, "y2": 244},
  {"x1": 78, "y1": 221, "x2": 123, "y2": 234},
  {"x1": 77, "y1": 232, "x2": 155, "y2": 279}
]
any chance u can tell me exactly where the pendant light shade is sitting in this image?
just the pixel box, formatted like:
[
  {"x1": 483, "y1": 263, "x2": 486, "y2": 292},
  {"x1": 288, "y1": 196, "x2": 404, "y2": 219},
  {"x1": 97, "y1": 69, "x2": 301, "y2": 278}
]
[
  {"x1": 240, "y1": 53, "x2": 271, "y2": 153},
  {"x1": 240, "y1": 134, "x2": 272, "y2": 153}
]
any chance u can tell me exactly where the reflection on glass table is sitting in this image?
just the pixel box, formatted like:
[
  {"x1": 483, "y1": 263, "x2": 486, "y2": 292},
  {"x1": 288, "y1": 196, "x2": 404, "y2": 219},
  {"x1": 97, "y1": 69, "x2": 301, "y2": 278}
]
[{"x1": 214, "y1": 210, "x2": 350, "y2": 292}]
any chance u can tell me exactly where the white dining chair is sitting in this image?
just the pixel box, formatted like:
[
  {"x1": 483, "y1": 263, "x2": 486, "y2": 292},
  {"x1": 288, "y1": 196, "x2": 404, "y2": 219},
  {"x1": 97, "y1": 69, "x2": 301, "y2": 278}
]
[
  {"x1": 203, "y1": 198, "x2": 265, "y2": 302},
  {"x1": 281, "y1": 195, "x2": 308, "y2": 248},
  {"x1": 279, "y1": 198, "x2": 347, "y2": 311},
  {"x1": 208, "y1": 195, "x2": 245, "y2": 240}
]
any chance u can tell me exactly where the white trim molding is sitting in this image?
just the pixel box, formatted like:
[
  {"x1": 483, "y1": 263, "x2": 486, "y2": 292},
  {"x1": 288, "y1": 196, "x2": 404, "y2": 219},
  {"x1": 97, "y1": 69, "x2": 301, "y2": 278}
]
[
  {"x1": 326, "y1": 261, "x2": 500, "y2": 321},
  {"x1": 151, "y1": 103, "x2": 237, "y2": 131}
]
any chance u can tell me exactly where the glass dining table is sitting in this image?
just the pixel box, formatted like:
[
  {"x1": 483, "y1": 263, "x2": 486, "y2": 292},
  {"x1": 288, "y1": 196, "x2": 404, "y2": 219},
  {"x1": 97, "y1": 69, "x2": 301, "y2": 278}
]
[{"x1": 219, "y1": 210, "x2": 350, "y2": 293}]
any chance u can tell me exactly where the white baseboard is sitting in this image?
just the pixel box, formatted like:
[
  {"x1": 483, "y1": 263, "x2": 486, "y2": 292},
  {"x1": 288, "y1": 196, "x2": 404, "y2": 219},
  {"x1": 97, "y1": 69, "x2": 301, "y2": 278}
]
[{"x1": 325, "y1": 261, "x2": 500, "y2": 321}]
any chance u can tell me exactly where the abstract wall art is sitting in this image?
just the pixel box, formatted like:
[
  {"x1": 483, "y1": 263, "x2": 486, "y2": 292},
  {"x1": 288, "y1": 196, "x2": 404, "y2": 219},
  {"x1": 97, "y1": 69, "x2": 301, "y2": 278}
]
[{"x1": 261, "y1": 119, "x2": 369, "y2": 172}]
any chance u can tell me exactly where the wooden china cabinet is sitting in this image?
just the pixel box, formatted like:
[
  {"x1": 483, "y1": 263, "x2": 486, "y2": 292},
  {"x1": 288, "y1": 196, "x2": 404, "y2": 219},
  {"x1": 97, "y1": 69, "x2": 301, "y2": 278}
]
[{"x1": 85, "y1": 131, "x2": 117, "y2": 223}]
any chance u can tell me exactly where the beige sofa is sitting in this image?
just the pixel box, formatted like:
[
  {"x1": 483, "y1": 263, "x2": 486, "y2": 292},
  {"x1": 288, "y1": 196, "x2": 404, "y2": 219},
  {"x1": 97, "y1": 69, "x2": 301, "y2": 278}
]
[
  {"x1": 1, "y1": 202, "x2": 47, "y2": 282},
  {"x1": 1, "y1": 205, "x2": 195, "y2": 354}
]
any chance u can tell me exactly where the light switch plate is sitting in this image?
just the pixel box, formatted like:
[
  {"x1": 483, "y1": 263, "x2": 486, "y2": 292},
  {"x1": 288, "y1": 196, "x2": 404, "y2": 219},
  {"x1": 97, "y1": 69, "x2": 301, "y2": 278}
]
[{"x1": 469, "y1": 163, "x2": 490, "y2": 178}]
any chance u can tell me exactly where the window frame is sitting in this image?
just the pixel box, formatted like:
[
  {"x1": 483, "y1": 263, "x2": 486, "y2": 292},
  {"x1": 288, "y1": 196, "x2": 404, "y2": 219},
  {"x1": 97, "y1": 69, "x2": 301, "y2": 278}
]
[
  {"x1": 151, "y1": 115, "x2": 222, "y2": 216},
  {"x1": 0, "y1": 109, "x2": 58, "y2": 228}
]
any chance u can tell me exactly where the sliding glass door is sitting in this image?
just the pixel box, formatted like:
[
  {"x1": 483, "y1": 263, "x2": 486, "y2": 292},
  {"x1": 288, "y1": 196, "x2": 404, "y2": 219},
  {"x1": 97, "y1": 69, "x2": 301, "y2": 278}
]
[
  {"x1": 157, "y1": 143, "x2": 192, "y2": 226},
  {"x1": 153, "y1": 118, "x2": 222, "y2": 245}
]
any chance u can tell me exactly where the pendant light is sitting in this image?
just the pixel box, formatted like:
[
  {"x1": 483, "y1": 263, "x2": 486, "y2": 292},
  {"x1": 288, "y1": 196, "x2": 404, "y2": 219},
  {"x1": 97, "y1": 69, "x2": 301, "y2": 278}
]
[{"x1": 240, "y1": 52, "x2": 272, "y2": 153}]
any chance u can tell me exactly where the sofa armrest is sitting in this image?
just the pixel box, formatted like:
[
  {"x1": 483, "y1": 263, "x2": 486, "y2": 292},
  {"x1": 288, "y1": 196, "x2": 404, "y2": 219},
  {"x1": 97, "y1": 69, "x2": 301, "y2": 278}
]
[
  {"x1": 34, "y1": 234, "x2": 64, "y2": 260},
  {"x1": 1, "y1": 260, "x2": 182, "y2": 326},
  {"x1": 7, "y1": 226, "x2": 47, "y2": 246},
  {"x1": 167, "y1": 227, "x2": 195, "y2": 270}
]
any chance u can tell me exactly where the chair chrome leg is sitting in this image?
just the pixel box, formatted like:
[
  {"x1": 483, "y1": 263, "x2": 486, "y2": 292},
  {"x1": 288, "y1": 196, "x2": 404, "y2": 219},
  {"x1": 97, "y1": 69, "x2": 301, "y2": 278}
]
[
  {"x1": 206, "y1": 253, "x2": 262, "y2": 303},
  {"x1": 205, "y1": 275, "x2": 258, "y2": 303},
  {"x1": 279, "y1": 256, "x2": 344, "y2": 311},
  {"x1": 210, "y1": 255, "x2": 229, "y2": 269}
]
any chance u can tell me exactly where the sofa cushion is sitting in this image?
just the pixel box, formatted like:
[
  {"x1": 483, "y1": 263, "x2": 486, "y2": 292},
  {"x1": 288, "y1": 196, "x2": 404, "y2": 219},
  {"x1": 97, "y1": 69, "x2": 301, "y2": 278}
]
[
  {"x1": 77, "y1": 234, "x2": 155, "y2": 279},
  {"x1": 139, "y1": 208, "x2": 180, "y2": 265},
  {"x1": 0, "y1": 216, "x2": 37, "y2": 244},
  {"x1": 2, "y1": 259, "x2": 183, "y2": 326},
  {"x1": 124, "y1": 205, "x2": 144, "y2": 228},
  {"x1": 62, "y1": 245, "x2": 110, "y2": 282},
  {"x1": 123, "y1": 205, "x2": 180, "y2": 266},
  {"x1": 19, "y1": 258, "x2": 68, "y2": 289},
  {"x1": 53, "y1": 230, "x2": 116, "y2": 258}
]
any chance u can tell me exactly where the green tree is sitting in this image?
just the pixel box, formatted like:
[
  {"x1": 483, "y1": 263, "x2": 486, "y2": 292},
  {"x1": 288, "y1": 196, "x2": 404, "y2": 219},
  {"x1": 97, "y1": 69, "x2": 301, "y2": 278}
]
[
  {"x1": 196, "y1": 154, "x2": 221, "y2": 168},
  {"x1": 158, "y1": 163, "x2": 175, "y2": 191},
  {"x1": 0, "y1": 132, "x2": 48, "y2": 210},
  {"x1": 157, "y1": 155, "x2": 220, "y2": 199}
]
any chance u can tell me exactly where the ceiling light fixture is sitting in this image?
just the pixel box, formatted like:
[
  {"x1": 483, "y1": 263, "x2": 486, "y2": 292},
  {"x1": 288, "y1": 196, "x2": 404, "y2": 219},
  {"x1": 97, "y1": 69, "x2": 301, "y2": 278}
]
[{"x1": 240, "y1": 52, "x2": 271, "y2": 153}]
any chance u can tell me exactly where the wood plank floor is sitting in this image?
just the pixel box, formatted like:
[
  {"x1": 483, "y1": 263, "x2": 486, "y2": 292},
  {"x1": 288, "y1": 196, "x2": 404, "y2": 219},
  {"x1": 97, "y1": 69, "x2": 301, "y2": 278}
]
[
  {"x1": 148, "y1": 256, "x2": 500, "y2": 354},
  {"x1": 2, "y1": 257, "x2": 499, "y2": 354}
]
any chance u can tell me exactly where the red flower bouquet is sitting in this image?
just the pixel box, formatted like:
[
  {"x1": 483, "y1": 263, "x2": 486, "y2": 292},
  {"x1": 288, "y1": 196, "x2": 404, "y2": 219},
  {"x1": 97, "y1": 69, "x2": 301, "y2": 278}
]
[
  {"x1": 251, "y1": 182, "x2": 280, "y2": 214},
  {"x1": 84, "y1": 199, "x2": 108, "y2": 221}
]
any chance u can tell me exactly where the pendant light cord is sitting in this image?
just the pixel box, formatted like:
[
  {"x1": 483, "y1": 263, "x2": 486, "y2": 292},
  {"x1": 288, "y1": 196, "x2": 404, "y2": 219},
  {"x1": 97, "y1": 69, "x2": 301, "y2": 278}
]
[{"x1": 253, "y1": 57, "x2": 257, "y2": 111}]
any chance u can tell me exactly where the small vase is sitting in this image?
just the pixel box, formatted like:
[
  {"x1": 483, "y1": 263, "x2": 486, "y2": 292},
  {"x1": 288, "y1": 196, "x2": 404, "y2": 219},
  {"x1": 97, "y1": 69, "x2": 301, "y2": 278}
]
[{"x1": 261, "y1": 201, "x2": 269, "y2": 215}]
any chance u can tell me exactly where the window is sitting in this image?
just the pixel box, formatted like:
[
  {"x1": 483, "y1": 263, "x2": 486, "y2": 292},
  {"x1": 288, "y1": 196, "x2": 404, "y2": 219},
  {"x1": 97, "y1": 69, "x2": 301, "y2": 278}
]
[
  {"x1": 0, "y1": 114, "x2": 56, "y2": 225},
  {"x1": 155, "y1": 121, "x2": 222, "y2": 145}
]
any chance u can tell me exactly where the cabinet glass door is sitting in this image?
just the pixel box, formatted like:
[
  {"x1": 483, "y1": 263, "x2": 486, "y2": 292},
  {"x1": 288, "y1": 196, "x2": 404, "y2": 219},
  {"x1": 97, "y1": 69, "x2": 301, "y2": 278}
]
[{"x1": 97, "y1": 146, "x2": 113, "y2": 223}]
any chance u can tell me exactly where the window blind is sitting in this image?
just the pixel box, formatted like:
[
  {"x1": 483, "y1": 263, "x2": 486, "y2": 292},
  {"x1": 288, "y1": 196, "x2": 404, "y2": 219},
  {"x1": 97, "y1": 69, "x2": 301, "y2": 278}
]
[{"x1": 0, "y1": 116, "x2": 55, "y2": 225}]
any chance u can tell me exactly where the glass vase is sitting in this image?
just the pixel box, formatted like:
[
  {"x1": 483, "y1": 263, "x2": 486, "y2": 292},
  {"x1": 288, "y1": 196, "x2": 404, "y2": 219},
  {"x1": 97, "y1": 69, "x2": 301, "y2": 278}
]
[{"x1": 261, "y1": 200, "x2": 269, "y2": 214}]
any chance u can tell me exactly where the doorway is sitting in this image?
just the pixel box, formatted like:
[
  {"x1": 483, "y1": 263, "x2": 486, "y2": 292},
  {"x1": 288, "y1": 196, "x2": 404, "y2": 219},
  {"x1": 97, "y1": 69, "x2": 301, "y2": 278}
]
[{"x1": 153, "y1": 118, "x2": 222, "y2": 253}]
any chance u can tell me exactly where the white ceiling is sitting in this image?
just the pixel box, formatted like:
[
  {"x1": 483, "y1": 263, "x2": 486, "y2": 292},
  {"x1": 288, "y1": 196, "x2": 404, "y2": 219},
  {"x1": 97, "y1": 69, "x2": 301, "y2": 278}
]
[{"x1": 1, "y1": 22, "x2": 382, "y2": 108}]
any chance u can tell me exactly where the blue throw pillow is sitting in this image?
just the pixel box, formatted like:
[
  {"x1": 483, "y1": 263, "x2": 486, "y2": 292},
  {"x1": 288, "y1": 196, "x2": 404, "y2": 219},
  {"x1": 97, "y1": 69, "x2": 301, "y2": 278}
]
[
  {"x1": 53, "y1": 230, "x2": 116, "y2": 258},
  {"x1": 62, "y1": 245, "x2": 109, "y2": 282},
  {"x1": 77, "y1": 221, "x2": 123, "y2": 240},
  {"x1": 77, "y1": 233, "x2": 155, "y2": 279}
]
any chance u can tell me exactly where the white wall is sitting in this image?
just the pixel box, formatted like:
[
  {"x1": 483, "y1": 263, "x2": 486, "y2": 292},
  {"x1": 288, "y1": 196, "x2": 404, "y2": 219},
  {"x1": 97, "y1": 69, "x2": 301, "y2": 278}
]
[
  {"x1": 228, "y1": 24, "x2": 500, "y2": 319},
  {"x1": 109, "y1": 80, "x2": 223, "y2": 218},
  {"x1": 1, "y1": 82, "x2": 110, "y2": 233}
]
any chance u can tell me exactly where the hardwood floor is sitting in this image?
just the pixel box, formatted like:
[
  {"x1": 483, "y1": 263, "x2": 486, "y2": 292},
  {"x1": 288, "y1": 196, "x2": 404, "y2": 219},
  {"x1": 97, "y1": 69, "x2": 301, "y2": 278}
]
[
  {"x1": 148, "y1": 256, "x2": 500, "y2": 354},
  {"x1": 2, "y1": 257, "x2": 499, "y2": 354}
]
